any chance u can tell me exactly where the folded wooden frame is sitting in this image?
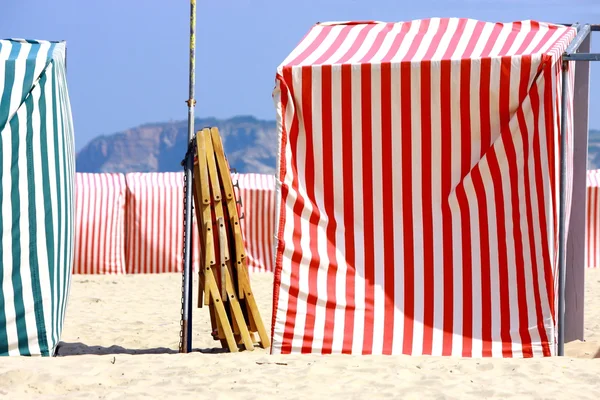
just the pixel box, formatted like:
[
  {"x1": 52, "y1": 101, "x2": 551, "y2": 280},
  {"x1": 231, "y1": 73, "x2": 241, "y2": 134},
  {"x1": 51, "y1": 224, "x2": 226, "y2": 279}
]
[{"x1": 192, "y1": 127, "x2": 270, "y2": 352}]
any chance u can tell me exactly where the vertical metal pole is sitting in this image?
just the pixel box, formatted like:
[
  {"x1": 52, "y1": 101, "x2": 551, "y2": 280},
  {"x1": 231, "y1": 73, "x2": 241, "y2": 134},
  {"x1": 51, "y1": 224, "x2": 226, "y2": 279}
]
[
  {"x1": 180, "y1": 0, "x2": 196, "y2": 354},
  {"x1": 557, "y1": 59, "x2": 569, "y2": 356}
]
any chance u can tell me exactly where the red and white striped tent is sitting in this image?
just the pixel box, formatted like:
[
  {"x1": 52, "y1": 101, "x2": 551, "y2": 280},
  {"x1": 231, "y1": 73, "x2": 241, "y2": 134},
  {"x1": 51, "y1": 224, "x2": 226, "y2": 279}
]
[
  {"x1": 74, "y1": 173, "x2": 127, "y2": 275},
  {"x1": 124, "y1": 172, "x2": 201, "y2": 274},
  {"x1": 120, "y1": 172, "x2": 275, "y2": 274},
  {"x1": 234, "y1": 173, "x2": 277, "y2": 273},
  {"x1": 271, "y1": 18, "x2": 577, "y2": 357},
  {"x1": 586, "y1": 169, "x2": 600, "y2": 268}
]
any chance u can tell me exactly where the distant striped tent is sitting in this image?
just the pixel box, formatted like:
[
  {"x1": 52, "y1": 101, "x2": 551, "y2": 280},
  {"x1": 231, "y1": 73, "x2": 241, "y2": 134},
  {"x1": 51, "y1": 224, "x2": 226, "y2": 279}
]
[
  {"x1": 73, "y1": 173, "x2": 127, "y2": 275},
  {"x1": 0, "y1": 39, "x2": 75, "y2": 356},
  {"x1": 124, "y1": 172, "x2": 201, "y2": 274},
  {"x1": 586, "y1": 170, "x2": 600, "y2": 268},
  {"x1": 234, "y1": 173, "x2": 276, "y2": 273}
]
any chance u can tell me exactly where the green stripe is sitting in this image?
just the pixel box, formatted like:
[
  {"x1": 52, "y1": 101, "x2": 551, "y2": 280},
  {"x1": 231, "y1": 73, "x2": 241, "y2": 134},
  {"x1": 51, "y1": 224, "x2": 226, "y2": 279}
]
[
  {"x1": 26, "y1": 68, "x2": 50, "y2": 356},
  {"x1": 0, "y1": 43, "x2": 19, "y2": 355},
  {"x1": 10, "y1": 43, "x2": 41, "y2": 356},
  {"x1": 0, "y1": 135, "x2": 5, "y2": 355},
  {"x1": 1, "y1": 41, "x2": 74, "y2": 356},
  {"x1": 10, "y1": 112, "x2": 29, "y2": 355},
  {"x1": 38, "y1": 54, "x2": 56, "y2": 355}
]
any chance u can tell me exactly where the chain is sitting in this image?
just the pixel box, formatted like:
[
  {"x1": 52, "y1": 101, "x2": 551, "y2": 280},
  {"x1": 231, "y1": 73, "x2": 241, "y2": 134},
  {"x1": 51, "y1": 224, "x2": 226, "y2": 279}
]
[
  {"x1": 178, "y1": 157, "x2": 188, "y2": 353},
  {"x1": 178, "y1": 143, "x2": 193, "y2": 353}
]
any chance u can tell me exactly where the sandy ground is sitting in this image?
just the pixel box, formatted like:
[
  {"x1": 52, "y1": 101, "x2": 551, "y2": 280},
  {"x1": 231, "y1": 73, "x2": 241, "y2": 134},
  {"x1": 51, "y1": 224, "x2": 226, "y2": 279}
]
[{"x1": 1, "y1": 270, "x2": 600, "y2": 399}]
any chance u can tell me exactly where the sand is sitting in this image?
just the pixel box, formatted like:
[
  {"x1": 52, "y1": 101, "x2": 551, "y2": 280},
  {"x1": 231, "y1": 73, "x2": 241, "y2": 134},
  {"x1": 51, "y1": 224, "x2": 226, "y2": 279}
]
[{"x1": 1, "y1": 270, "x2": 600, "y2": 399}]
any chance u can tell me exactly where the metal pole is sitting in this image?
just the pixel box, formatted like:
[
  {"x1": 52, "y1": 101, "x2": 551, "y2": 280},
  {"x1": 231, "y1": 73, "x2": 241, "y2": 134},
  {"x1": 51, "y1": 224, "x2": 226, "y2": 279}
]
[
  {"x1": 557, "y1": 59, "x2": 569, "y2": 356},
  {"x1": 180, "y1": 0, "x2": 196, "y2": 354}
]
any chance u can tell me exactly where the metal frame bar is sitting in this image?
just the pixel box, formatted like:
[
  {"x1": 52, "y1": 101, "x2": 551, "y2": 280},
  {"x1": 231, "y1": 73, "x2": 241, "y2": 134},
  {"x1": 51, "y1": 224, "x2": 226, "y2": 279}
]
[
  {"x1": 180, "y1": 0, "x2": 196, "y2": 354},
  {"x1": 558, "y1": 22, "x2": 596, "y2": 356}
]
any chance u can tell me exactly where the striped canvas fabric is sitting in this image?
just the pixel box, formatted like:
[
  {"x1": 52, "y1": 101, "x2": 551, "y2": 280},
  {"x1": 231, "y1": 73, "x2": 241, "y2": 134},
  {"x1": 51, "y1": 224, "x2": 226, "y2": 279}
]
[
  {"x1": 73, "y1": 173, "x2": 127, "y2": 274},
  {"x1": 0, "y1": 40, "x2": 75, "y2": 356},
  {"x1": 271, "y1": 19, "x2": 577, "y2": 357},
  {"x1": 121, "y1": 172, "x2": 275, "y2": 274},
  {"x1": 586, "y1": 170, "x2": 600, "y2": 268},
  {"x1": 233, "y1": 173, "x2": 276, "y2": 273},
  {"x1": 124, "y1": 172, "x2": 201, "y2": 274}
]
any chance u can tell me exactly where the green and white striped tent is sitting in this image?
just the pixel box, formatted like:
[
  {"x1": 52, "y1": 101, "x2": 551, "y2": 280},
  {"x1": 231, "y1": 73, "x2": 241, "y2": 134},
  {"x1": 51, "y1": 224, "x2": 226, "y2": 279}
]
[{"x1": 0, "y1": 39, "x2": 75, "y2": 356}]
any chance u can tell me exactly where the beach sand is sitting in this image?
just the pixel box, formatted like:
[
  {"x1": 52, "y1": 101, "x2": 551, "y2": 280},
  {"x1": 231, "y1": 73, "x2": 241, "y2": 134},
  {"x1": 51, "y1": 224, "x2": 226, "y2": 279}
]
[{"x1": 1, "y1": 270, "x2": 599, "y2": 399}]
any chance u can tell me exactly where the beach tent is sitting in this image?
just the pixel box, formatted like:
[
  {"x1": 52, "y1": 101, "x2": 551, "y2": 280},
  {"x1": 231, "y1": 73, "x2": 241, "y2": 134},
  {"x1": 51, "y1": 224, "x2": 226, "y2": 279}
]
[
  {"x1": 234, "y1": 173, "x2": 276, "y2": 273},
  {"x1": 73, "y1": 173, "x2": 127, "y2": 274},
  {"x1": 124, "y1": 172, "x2": 201, "y2": 274},
  {"x1": 120, "y1": 172, "x2": 275, "y2": 274},
  {"x1": 271, "y1": 19, "x2": 577, "y2": 357},
  {"x1": 0, "y1": 39, "x2": 75, "y2": 356},
  {"x1": 586, "y1": 169, "x2": 600, "y2": 268}
]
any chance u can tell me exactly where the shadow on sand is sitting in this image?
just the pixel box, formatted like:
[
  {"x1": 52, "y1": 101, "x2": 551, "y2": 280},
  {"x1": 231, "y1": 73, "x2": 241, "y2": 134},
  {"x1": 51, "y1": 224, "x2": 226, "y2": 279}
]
[{"x1": 55, "y1": 342, "x2": 229, "y2": 356}]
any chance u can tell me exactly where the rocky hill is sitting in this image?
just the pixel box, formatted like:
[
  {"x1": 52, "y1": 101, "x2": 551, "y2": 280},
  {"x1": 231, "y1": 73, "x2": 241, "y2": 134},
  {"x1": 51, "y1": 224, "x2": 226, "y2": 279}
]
[
  {"x1": 75, "y1": 116, "x2": 278, "y2": 174},
  {"x1": 76, "y1": 118, "x2": 600, "y2": 174},
  {"x1": 588, "y1": 130, "x2": 600, "y2": 170}
]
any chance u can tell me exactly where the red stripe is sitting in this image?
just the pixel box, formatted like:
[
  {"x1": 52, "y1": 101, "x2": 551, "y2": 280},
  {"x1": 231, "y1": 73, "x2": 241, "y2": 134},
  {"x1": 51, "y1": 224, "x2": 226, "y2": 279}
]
[
  {"x1": 458, "y1": 58, "x2": 473, "y2": 357},
  {"x1": 300, "y1": 65, "x2": 322, "y2": 353},
  {"x1": 439, "y1": 55, "x2": 454, "y2": 356},
  {"x1": 360, "y1": 63, "x2": 375, "y2": 354},
  {"x1": 587, "y1": 187, "x2": 592, "y2": 267},
  {"x1": 506, "y1": 56, "x2": 534, "y2": 357},
  {"x1": 419, "y1": 60, "x2": 434, "y2": 355},
  {"x1": 98, "y1": 174, "x2": 109, "y2": 273},
  {"x1": 399, "y1": 22, "x2": 428, "y2": 355},
  {"x1": 380, "y1": 61, "x2": 395, "y2": 355},
  {"x1": 359, "y1": 23, "x2": 394, "y2": 63},
  {"x1": 496, "y1": 56, "x2": 514, "y2": 357},
  {"x1": 471, "y1": 166, "x2": 492, "y2": 356},
  {"x1": 380, "y1": 22, "x2": 413, "y2": 62},
  {"x1": 159, "y1": 174, "x2": 167, "y2": 273},
  {"x1": 498, "y1": 22, "x2": 521, "y2": 56},
  {"x1": 479, "y1": 23, "x2": 504, "y2": 57},
  {"x1": 88, "y1": 174, "x2": 99, "y2": 274},
  {"x1": 335, "y1": 24, "x2": 377, "y2": 64},
  {"x1": 442, "y1": 18, "x2": 468, "y2": 59},
  {"x1": 313, "y1": 25, "x2": 354, "y2": 65},
  {"x1": 462, "y1": 21, "x2": 486, "y2": 58},
  {"x1": 475, "y1": 57, "x2": 494, "y2": 357},
  {"x1": 286, "y1": 26, "x2": 333, "y2": 66},
  {"x1": 341, "y1": 63, "x2": 356, "y2": 354},
  {"x1": 321, "y1": 64, "x2": 338, "y2": 353},
  {"x1": 73, "y1": 173, "x2": 127, "y2": 275},
  {"x1": 280, "y1": 66, "x2": 303, "y2": 353},
  {"x1": 400, "y1": 61, "x2": 415, "y2": 355},
  {"x1": 514, "y1": 21, "x2": 540, "y2": 55},
  {"x1": 400, "y1": 20, "x2": 430, "y2": 354},
  {"x1": 592, "y1": 185, "x2": 600, "y2": 268},
  {"x1": 528, "y1": 74, "x2": 552, "y2": 356}
]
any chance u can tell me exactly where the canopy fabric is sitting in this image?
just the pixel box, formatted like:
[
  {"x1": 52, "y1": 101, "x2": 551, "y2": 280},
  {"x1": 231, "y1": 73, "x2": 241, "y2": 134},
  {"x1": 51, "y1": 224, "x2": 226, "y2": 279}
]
[
  {"x1": 73, "y1": 173, "x2": 127, "y2": 275},
  {"x1": 234, "y1": 173, "x2": 276, "y2": 273},
  {"x1": 586, "y1": 169, "x2": 600, "y2": 268},
  {"x1": 271, "y1": 19, "x2": 577, "y2": 357},
  {"x1": 124, "y1": 172, "x2": 201, "y2": 274},
  {"x1": 0, "y1": 39, "x2": 75, "y2": 356}
]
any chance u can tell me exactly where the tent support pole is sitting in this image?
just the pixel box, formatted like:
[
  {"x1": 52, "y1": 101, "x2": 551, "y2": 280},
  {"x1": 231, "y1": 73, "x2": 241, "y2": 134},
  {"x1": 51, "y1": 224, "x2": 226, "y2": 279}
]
[
  {"x1": 557, "y1": 58, "x2": 569, "y2": 357},
  {"x1": 180, "y1": 0, "x2": 196, "y2": 354}
]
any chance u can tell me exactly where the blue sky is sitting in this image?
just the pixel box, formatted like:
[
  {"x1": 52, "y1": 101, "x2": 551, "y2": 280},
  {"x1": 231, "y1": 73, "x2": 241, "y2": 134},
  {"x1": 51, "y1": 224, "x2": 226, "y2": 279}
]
[{"x1": 3, "y1": 1, "x2": 600, "y2": 150}]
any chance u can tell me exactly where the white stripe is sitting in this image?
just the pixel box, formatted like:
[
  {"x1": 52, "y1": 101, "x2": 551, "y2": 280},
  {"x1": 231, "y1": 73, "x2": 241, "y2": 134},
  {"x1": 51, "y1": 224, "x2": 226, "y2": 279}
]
[
  {"x1": 370, "y1": 63, "x2": 385, "y2": 355},
  {"x1": 330, "y1": 64, "x2": 347, "y2": 353},
  {"x1": 350, "y1": 63, "x2": 365, "y2": 355}
]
